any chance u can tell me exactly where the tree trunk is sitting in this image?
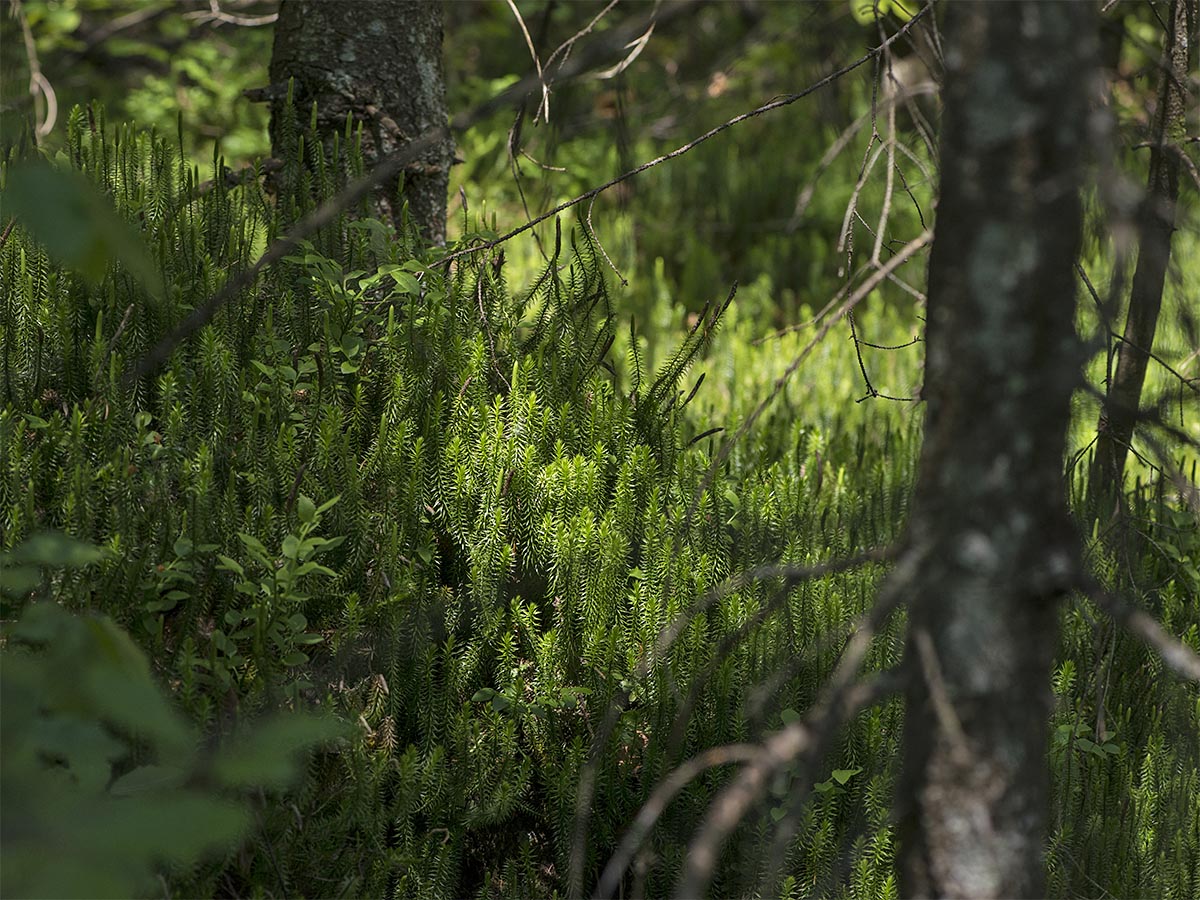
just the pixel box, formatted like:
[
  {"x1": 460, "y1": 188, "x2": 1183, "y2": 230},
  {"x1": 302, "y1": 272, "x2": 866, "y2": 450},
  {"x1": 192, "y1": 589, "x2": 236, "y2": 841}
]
[
  {"x1": 268, "y1": 0, "x2": 453, "y2": 244},
  {"x1": 892, "y1": 4, "x2": 1096, "y2": 897},
  {"x1": 1090, "y1": 0, "x2": 1193, "y2": 503}
]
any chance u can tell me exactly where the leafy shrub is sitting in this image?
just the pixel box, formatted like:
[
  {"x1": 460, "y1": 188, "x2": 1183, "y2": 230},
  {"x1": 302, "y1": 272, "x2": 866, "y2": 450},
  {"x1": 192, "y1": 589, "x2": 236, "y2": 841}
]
[{"x1": 0, "y1": 533, "x2": 345, "y2": 899}]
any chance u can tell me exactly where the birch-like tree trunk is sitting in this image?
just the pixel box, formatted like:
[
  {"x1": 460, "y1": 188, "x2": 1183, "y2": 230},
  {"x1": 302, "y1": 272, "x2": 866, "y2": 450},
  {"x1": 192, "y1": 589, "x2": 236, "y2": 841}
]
[
  {"x1": 892, "y1": 4, "x2": 1096, "y2": 896},
  {"x1": 268, "y1": 0, "x2": 454, "y2": 243}
]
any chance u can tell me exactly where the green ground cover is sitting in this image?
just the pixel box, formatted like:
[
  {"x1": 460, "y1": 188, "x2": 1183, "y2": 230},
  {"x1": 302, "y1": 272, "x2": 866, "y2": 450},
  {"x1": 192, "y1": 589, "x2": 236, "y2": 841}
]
[{"x1": 2, "y1": 100, "x2": 1196, "y2": 898}]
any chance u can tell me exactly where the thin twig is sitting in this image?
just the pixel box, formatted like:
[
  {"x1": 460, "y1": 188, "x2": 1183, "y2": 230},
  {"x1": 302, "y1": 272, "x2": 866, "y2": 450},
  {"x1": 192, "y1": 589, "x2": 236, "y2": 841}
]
[
  {"x1": 593, "y1": 743, "x2": 761, "y2": 899},
  {"x1": 185, "y1": 0, "x2": 278, "y2": 27},
  {"x1": 97, "y1": 304, "x2": 135, "y2": 380},
  {"x1": 1086, "y1": 586, "x2": 1200, "y2": 682},
  {"x1": 672, "y1": 668, "x2": 905, "y2": 900},
  {"x1": 14, "y1": 0, "x2": 57, "y2": 140},
  {"x1": 544, "y1": 0, "x2": 622, "y2": 75},
  {"x1": 913, "y1": 628, "x2": 971, "y2": 763},
  {"x1": 449, "y1": 5, "x2": 932, "y2": 271},
  {"x1": 505, "y1": 0, "x2": 551, "y2": 122}
]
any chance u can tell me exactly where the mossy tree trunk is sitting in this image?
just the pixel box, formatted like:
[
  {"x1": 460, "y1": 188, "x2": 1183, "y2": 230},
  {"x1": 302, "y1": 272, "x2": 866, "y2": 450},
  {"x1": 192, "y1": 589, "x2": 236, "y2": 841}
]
[
  {"x1": 268, "y1": 0, "x2": 454, "y2": 243},
  {"x1": 891, "y1": 3, "x2": 1096, "y2": 897}
]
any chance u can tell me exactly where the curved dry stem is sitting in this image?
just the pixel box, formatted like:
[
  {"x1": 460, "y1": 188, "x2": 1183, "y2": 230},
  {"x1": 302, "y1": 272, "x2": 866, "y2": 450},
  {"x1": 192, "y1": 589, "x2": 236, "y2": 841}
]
[
  {"x1": 672, "y1": 668, "x2": 905, "y2": 900},
  {"x1": 593, "y1": 743, "x2": 762, "y2": 899}
]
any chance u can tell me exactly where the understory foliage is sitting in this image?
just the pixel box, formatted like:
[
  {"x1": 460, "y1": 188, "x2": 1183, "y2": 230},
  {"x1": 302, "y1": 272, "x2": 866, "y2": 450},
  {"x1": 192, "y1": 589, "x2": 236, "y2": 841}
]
[{"x1": 1, "y1": 108, "x2": 1196, "y2": 899}]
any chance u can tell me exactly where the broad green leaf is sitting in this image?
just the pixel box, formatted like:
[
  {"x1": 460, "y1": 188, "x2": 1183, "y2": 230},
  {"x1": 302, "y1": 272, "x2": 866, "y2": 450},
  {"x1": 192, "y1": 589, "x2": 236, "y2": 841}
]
[
  {"x1": 109, "y1": 765, "x2": 188, "y2": 796},
  {"x1": 213, "y1": 715, "x2": 347, "y2": 789},
  {"x1": 217, "y1": 556, "x2": 244, "y2": 578},
  {"x1": 390, "y1": 271, "x2": 420, "y2": 294},
  {"x1": 2, "y1": 162, "x2": 164, "y2": 300},
  {"x1": 297, "y1": 495, "x2": 317, "y2": 523},
  {"x1": 7, "y1": 532, "x2": 105, "y2": 567}
]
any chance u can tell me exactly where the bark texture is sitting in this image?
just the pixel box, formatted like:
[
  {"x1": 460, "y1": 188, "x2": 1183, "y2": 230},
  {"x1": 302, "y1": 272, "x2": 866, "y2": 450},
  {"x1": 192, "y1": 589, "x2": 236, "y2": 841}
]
[
  {"x1": 1090, "y1": 0, "x2": 1194, "y2": 499},
  {"x1": 893, "y1": 4, "x2": 1096, "y2": 897},
  {"x1": 268, "y1": 0, "x2": 453, "y2": 243}
]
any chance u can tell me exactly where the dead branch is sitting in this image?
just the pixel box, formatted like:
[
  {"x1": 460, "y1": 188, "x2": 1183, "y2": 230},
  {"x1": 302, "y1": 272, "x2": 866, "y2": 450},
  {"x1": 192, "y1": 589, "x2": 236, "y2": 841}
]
[
  {"x1": 593, "y1": 743, "x2": 762, "y2": 899},
  {"x1": 672, "y1": 668, "x2": 905, "y2": 899},
  {"x1": 447, "y1": 5, "x2": 932, "y2": 270},
  {"x1": 1086, "y1": 586, "x2": 1200, "y2": 682}
]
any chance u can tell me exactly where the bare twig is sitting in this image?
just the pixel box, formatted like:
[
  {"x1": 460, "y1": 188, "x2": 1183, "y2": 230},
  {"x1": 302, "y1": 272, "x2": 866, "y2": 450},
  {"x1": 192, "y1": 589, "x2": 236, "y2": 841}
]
[
  {"x1": 185, "y1": 0, "x2": 278, "y2": 27},
  {"x1": 504, "y1": 0, "x2": 551, "y2": 122},
  {"x1": 593, "y1": 743, "x2": 762, "y2": 899},
  {"x1": 447, "y1": 5, "x2": 932, "y2": 271},
  {"x1": 914, "y1": 628, "x2": 971, "y2": 762},
  {"x1": 593, "y1": 20, "x2": 656, "y2": 81},
  {"x1": 1107, "y1": 331, "x2": 1200, "y2": 395},
  {"x1": 97, "y1": 304, "x2": 135, "y2": 380},
  {"x1": 13, "y1": 0, "x2": 57, "y2": 141},
  {"x1": 689, "y1": 230, "x2": 931, "y2": 521},
  {"x1": 544, "y1": 0, "x2": 621, "y2": 75},
  {"x1": 672, "y1": 668, "x2": 905, "y2": 900},
  {"x1": 1087, "y1": 587, "x2": 1200, "y2": 682}
]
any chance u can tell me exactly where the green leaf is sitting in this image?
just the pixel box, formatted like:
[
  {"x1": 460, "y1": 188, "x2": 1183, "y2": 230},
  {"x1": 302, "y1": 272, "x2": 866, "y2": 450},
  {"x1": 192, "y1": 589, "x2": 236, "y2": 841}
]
[
  {"x1": 316, "y1": 495, "x2": 341, "y2": 515},
  {"x1": 293, "y1": 561, "x2": 338, "y2": 578},
  {"x1": 237, "y1": 533, "x2": 272, "y2": 565},
  {"x1": 213, "y1": 715, "x2": 347, "y2": 789},
  {"x1": 281, "y1": 535, "x2": 301, "y2": 560},
  {"x1": 471, "y1": 688, "x2": 497, "y2": 703},
  {"x1": 216, "y1": 555, "x2": 245, "y2": 577},
  {"x1": 780, "y1": 708, "x2": 801, "y2": 725},
  {"x1": 2, "y1": 162, "x2": 164, "y2": 300},
  {"x1": 297, "y1": 495, "x2": 317, "y2": 524},
  {"x1": 144, "y1": 595, "x2": 179, "y2": 613},
  {"x1": 109, "y1": 765, "x2": 188, "y2": 796},
  {"x1": 831, "y1": 767, "x2": 862, "y2": 785},
  {"x1": 390, "y1": 271, "x2": 420, "y2": 295},
  {"x1": 8, "y1": 532, "x2": 105, "y2": 567}
]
